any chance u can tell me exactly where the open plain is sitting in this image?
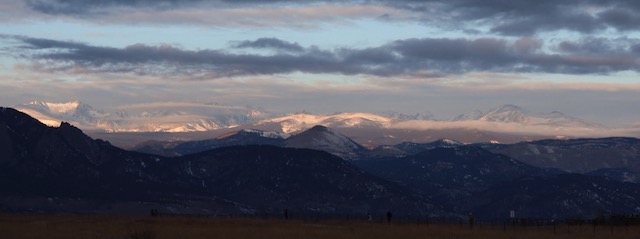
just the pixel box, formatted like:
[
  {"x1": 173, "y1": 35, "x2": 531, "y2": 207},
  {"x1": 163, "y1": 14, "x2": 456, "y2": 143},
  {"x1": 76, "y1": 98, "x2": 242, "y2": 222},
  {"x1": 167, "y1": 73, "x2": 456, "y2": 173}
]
[{"x1": 2, "y1": 214, "x2": 639, "y2": 239}]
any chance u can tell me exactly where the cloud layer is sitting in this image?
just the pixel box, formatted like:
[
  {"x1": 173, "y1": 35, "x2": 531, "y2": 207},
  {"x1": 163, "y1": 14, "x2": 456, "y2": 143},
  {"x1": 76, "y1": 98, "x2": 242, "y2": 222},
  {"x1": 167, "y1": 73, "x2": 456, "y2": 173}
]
[
  {"x1": 3, "y1": 34, "x2": 639, "y2": 78},
  {"x1": 16, "y1": 0, "x2": 640, "y2": 35}
]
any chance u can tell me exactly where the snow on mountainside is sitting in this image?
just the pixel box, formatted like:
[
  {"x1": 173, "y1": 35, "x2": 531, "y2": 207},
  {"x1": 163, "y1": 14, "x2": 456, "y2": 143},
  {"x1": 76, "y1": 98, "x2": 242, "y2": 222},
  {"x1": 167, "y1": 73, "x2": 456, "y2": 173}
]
[
  {"x1": 452, "y1": 109, "x2": 484, "y2": 121},
  {"x1": 256, "y1": 112, "x2": 394, "y2": 133},
  {"x1": 132, "y1": 126, "x2": 362, "y2": 158},
  {"x1": 479, "y1": 104, "x2": 528, "y2": 123},
  {"x1": 15, "y1": 101, "x2": 275, "y2": 133},
  {"x1": 455, "y1": 104, "x2": 604, "y2": 128},
  {"x1": 15, "y1": 101, "x2": 622, "y2": 144},
  {"x1": 216, "y1": 129, "x2": 290, "y2": 140},
  {"x1": 256, "y1": 105, "x2": 607, "y2": 137},
  {"x1": 16, "y1": 101, "x2": 122, "y2": 129}
]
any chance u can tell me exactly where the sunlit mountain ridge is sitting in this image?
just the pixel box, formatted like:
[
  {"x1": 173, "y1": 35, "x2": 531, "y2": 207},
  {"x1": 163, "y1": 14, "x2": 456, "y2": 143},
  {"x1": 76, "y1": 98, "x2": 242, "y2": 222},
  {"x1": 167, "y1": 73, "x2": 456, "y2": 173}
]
[{"x1": 14, "y1": 101, "x2": 639, "y2": 147}]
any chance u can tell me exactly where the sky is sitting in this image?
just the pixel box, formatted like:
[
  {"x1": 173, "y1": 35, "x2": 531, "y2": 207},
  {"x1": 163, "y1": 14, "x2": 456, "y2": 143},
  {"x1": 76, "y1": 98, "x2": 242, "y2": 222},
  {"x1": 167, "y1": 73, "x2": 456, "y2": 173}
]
[{"x1": 1, "y1": 0, "x2": 639, "y2": 127}]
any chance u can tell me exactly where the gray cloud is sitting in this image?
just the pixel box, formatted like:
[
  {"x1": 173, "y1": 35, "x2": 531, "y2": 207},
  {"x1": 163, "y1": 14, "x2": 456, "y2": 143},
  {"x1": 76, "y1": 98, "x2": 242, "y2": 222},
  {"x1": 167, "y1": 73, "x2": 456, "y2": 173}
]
[
  {"x1": 3, "y1": 35, "x2": 639, "y2": 78},
  {"x1": 598, "y1": 8, "x2": 640, "y2": 31},
  {"x1": 557, "y1": 37, "x2": 640, "y2": 55},
  {"x1": 24, "y1": 0, "x2": 640, "y2": 35},
  {"x1": 386, "y1": 0, "x2": 640, "y2": 35},
  {"x1": 2, "y1": 35, "x2": 358, "y2": 77},
  {"x1": 233, "y1": 38, "x2": 305, "y2": 53}
]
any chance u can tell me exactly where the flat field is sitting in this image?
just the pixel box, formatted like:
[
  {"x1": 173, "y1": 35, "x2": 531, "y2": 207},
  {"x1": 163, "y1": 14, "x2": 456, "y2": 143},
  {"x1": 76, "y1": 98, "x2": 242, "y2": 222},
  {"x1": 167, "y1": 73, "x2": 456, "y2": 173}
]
[{"x1": 1, "y1": 214, "x2": 638, "y2": 239}]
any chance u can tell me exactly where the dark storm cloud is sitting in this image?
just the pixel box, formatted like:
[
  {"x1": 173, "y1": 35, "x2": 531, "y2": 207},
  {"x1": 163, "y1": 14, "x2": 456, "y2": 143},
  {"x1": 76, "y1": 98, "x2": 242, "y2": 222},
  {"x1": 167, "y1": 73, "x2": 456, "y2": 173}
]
[
  {"x1": 3, "y1": 35, "x2": 639, "y2": 78},
  {"x1": 233, "y1": 38, "x2": 305, "y2": 53},
  {"x1": 24, "y1": 0, "x2": 640, "y2": 35}
]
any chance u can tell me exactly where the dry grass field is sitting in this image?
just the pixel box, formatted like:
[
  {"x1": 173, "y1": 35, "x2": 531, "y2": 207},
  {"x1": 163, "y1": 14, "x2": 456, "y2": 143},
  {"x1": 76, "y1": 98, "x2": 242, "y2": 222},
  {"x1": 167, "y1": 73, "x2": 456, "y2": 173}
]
[{"x1": 1, "y1": 214, "x2": 639, "y2": 239}]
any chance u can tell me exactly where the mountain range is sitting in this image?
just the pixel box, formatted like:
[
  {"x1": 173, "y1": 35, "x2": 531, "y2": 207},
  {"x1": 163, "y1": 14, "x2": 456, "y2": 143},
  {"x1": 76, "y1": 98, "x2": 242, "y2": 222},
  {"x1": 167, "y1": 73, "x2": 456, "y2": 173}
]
[
  {"x1": 2, "y1": 106, "x2": 640, "y2": 219},
  {"x1": 480, "y1": 137, "x2": 640, "y2": 175},
  {"x1": 15, "y1": 101, "x2": 637, "y2": 148},
  {"x1": 133, "y1": 126, "x2": 367, "y2": 159},
  {"x1": 15, "y1": 101, "x2": 275, "y2": 133},
  {"x1": 133, "y1": 118, "x2": 640, "y2": 218},
  {"x1": 0, "y1": 107, "x2": 435, "y2": 216},
  {"x1": 453, "y1": 104, "x2": 602, "y2": 128}
]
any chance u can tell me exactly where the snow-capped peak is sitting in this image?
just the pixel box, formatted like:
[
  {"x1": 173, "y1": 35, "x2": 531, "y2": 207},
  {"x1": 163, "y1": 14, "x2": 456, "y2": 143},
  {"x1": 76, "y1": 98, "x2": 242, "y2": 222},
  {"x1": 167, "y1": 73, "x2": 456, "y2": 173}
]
[
  {"x1": 15, "y1": 101, "x2": 108, "y2": 128},
  {"x1": 46, "y1": 101, "x2": 81, "y2": 114},
  {"x1": 15, "y1": 100, "x2": 277, "y2": 133},
  {"x1": 451, "y1": 104, "x2": 602, "y2": 129},
  {"x1": 490, "y1": 104, "x2": 524, "y2": 112},
  {"x1": 483, "y1": 105, "x2": 604, "y2": 128},
  {"x1": 479, "y1": 104, "x2": 528, "y2": 124},
  {"x1": 26, "y1": 100, "x2": 93, "y2": 114},
  {"x1": 453, "y1": 105, "x2": 527, "y2": 123},
  {"x1": 258, "y1": 112, "x2": 393, "y2": 133}
]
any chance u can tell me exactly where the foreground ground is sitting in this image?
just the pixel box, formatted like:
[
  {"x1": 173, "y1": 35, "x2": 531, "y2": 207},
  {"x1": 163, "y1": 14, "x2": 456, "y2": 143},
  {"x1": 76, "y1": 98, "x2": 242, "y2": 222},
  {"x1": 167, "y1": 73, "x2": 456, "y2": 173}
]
[{"x1": 1, "y1": 214, "x2": 639, "y2": 239}]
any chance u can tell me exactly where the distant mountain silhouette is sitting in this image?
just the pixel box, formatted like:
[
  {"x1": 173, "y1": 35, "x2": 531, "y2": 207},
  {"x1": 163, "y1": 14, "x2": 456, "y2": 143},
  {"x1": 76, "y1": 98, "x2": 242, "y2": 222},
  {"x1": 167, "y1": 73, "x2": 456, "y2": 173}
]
[
  {"x1": 480, "y1": 137, "x2": 640, "y2": 173},
  {"x1": 132, "y1": 126, "x2": 369, "y2": 159},
  {"x1": 284, "y1": 125, "x2": 368, "y2": 159},
  {"x1": 354, "y1": 146, "x2": 554, "y2": 207},
  {"x1": 355, "y1": 145, "x2": 640, "y2": 218},
  {"x1": 366, "y1": 139, "x2": 463, "y2": 158},
  {"x1": 134, "y1": 129, "x2": 288, "y2": 156}
]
